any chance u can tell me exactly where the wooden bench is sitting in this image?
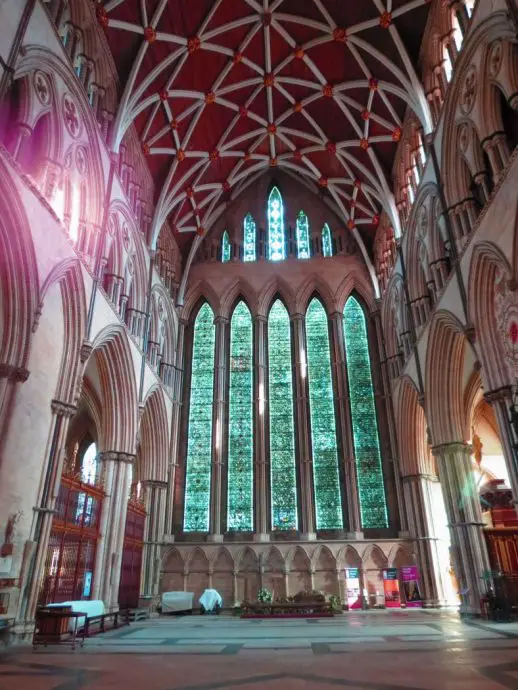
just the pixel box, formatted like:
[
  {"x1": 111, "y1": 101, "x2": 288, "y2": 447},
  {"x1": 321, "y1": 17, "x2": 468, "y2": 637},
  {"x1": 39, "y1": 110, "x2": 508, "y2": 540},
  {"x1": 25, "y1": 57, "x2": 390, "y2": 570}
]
[
  {"x1": 33, "y1": 609, "x2": 86, "y2": 650},
  {"x1": 242, "y1": 601, "x2": 333, "y2": 618}
]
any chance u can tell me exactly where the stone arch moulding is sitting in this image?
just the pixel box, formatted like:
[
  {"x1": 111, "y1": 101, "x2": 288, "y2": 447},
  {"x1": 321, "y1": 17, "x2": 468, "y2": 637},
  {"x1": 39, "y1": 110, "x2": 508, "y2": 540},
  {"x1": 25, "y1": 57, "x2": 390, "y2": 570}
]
[
  {"x1": 219, "y1": 278, "x2": 258, "y2": 320},
  {"x1": 295, "y1": 274, "x2": 336, "y2": 316},
  {"x1": 425, "y1": 310, "x2": 468, "y2": 446},
  {"x1": 15, "y1": 46, "x2": 107, "y2": 227},
  {"x1": 88, "y1": 325, "x2": 138, "y2": 454},
  {"x1": 257, "y1": 276, "x2": 296, "y2": 319},
  {"x1": 335, "y1": 271, "x2": 376, "y2": 316},
  {"x1": 39, "y1": 257, "x2": 87, "y2": 405},
  {"x1": 181, "y1": 280, "x2": 220, "y2": 322},
  {"x1": 139, "y1": 385, "x2": 169, "y2": 483},
  {"x1": 468, "y1": 241, "x2": 514, "y2": 391},
  {"x1": 394, "y1": 375, "x2": 433, "y2": 478}
]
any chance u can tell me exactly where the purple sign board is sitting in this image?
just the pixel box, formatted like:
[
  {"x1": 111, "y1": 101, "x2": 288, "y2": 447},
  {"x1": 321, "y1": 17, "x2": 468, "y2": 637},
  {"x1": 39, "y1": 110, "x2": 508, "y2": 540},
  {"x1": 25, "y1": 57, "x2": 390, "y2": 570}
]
[{"x1": 401, "y1": 566, "x2": 422, "y2": 608}]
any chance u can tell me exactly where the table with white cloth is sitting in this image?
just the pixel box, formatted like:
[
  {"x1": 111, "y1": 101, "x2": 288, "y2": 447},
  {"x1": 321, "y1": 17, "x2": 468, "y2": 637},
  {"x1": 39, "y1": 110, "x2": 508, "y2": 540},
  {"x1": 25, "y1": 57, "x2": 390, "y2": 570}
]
[
  {"x1": 161, "y1": 591, "x2": 194, "y2": 613},
  {"x1": 46, "y1": 600, "x2": 104, "y2": 632},
  {"x1": 199, "y1": 589, "x2": 222, "y2": 612}
]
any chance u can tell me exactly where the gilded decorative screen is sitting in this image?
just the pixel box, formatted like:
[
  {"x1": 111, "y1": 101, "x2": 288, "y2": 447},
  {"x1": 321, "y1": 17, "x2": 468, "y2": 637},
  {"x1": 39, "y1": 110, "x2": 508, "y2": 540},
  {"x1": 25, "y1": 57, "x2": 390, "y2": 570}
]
[
  {"x1": 343, "y1": 297, "x2": 388, "y2": 528},
  {"x1": 227, "y1": 301, "x2": 254, "y2": 531},
  {"x1": 184, "y1": 303, "x2": 215, "y2": 532}
]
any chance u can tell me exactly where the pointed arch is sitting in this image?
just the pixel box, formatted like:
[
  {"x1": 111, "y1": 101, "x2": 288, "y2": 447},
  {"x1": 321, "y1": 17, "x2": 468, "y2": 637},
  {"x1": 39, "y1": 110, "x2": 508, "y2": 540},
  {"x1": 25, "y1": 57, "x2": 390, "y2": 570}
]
[
  {"x1": 296, "y1": 210, "x2": 311, "y2": 259},
  {"x1": 227, "y1": 300, "x2": 254, "y2": 531},
  {"x1": 89, "y1": 326, "x2": 138, "y2": 454},
  {"x1": 221, "y1": 230, "x2": 231, "y2": 263},
  {"x1": 181, "y1": 280, "x2": 220, "y2": 322},
  {"x1": 184, "y1": 302, "x2": 215, "y2": 532},
  {"x1": 257, "y1": 276, "x2": 295, "y2": 318},
  {"x1": 295, "y1": 275, "x2": 335, "y2": 316},
  {"x1": 395, "y1": 376, "x2": 433, "y2": 477},
  {"x1": 425, "y1": 310, "x2": 468, "y2": 445},
  {"x1": 322, "y1": 224, "x2": 333, "y2": 258},
  {"x1": 306, "y1": 297, "x2": 343, "y2": 530},
  {"x1": 268, "y1": 186, "x2": 286, "y2": 262},
  {"x1": 268, "y1": 298, "x2": 298, "y2": 531},
  {"x1": 220, "y1": 278, "x2": 257, "y2": 320},
  {"x1": 139, "y1": 385, "x2": 169, "y2": 483},
  {"x1": 243, "y1": 213, "x2": 257, "y2": 263},
  {"x1": 344, "y1": 295, "x2": 388, "y2": 528}
]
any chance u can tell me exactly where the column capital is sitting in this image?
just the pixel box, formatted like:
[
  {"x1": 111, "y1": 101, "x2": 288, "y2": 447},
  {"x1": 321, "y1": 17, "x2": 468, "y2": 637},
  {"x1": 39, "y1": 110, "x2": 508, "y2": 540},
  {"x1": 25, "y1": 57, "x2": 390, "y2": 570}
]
[
  {"x1": 432, "y1": 441, "x2": 471, "y2": 457},
  {"x1": 329, "y1": 311, "x2": 344, "y2": 322},
  {"x1": 214, "y1": 315, "x2": 229, "y2": 326},
  {"x1": 51, "y1": 399, "x2": 77, "y2": 418},
  {"x1": 98, "y1": 451, "x2": 136, "y2": 464},
  {"x1": 141, "y1": 479, "x2": 168, "y2": 489},
  {"x1": 290, "y1": 312, "x2": 305, "y2": 323},
  {"x1": 80, "y1": 340, "x2": 93, "y2": 362},
  {"x1": 0, "y1": 363, "x2": 30, "y2": 382},
  {"x1": 253, "y1": 314, "x2": 267, "y2": 324}
]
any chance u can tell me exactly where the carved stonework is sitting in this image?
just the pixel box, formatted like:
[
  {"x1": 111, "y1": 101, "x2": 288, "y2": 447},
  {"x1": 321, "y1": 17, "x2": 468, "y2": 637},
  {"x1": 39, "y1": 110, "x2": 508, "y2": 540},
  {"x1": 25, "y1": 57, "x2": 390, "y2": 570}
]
[
  {"x1": 122, "y1": 223, "x2": 131, "y2": 250},
  {"x1": 460, "y1": 67, "x2": 477, "y2": 116},
  {"x1": 458, "y1": 122, "x2": 469, "y2": 153},
  {"x1": 76, "y1": 146, "x2": 88, "y2": 176},
  {"x1": 62, "y1": 93, "x2": 82, "y2": 139},
  {"x1": 33, "y1": 71, "x2": 51, "y2": 106},
  {"x1": 488, "y1": 41, "x2": 503, "y2": 79},
  {"x1": 0, "y1": 364, "x2": 30, "y2": 383},
  {"x1": 494, "y1": 268, "x2": 518, "y2": 378}
]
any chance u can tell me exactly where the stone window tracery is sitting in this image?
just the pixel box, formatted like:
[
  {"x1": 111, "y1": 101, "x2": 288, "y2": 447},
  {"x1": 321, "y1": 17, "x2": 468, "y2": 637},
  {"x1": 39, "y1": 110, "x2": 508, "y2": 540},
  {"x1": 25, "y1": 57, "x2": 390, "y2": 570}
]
[
  {"x1": 221, "y1": 230, "x2": 231, "y2": 263},
  {"x1": 322, "y1": 224, "x2": 333, "y2": 258},
  {"x1": 296, "y1": 210, "x2": 311, "y2": 260},
  {"x1": 268, "y1": 186, "x2": 286, "y2": 262},
  {"x1": 243, "y1": 214, "x2": 256, "y2": 263},
  {"x1": 343, "y1": 297, "x2": 388, "y2": 529}
]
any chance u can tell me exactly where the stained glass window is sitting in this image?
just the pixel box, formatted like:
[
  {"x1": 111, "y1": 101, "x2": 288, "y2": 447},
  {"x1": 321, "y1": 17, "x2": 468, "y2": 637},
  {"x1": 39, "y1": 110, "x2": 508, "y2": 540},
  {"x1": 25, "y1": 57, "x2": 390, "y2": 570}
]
[
  {"x1": 184, "y1": 303, "x2": 215, "y2": 532},
  {"x1": 268, "y1": 186, "x2": 285, "y2": 261},
  {"x1": 296, "y1": 211, "x2": 311, "y2": 259},
  {"x1": 322, "y1": 224, "x2": 333, "y2": 257},
  {"x1": 227, "y1": 301, "x2": 254, "y2": 531},
  {"x1": 306, "y1": 299, "x2": 343, "y2": 529},
  {"x1": 268, "y1": 300, "x2": 298, "y2": 529},
  {"x1": 343, "y1": 297, "x2": 388, "y2": 528},
  {"x1": 221, "y1": 230, "x2": 231, "y2": 263},
  {"x1": 243, "y1": 214, "x2": 257, "y2": 263}
]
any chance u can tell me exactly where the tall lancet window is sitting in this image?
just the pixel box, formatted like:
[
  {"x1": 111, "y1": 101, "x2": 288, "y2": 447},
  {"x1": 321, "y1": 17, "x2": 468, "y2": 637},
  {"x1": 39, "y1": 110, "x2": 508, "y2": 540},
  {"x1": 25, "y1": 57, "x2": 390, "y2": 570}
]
[
  {"x1": 268, "y1": 186, "x2": 285, "y2": 261},
  {"x1": 296, "y1": 210, "x2": 311, "y2": 259},
  {"x1": 306, "y1": 299, "x2": 343, "y2": 529},
  {"x1": 184, "y1": 303, "x2": 216, "y2": 532},
  {"x1": 343, "y1": 296, "x2": 388, "y2": 528},
  {"x1": 268, "y1": 300, "x2": 298, "y2": 529},
  {"x1": 221, "y1": 230, "x2": 231, "y2": 263},
  {"x1": 243, "y1": 214, "x2": 257, "y2": 262},
  {"x1": 227, "y1": 301, "x2": 254, "y2": 531},
  {"x1": 322, "y1": 224, "x2": 333, "y2": 257}
]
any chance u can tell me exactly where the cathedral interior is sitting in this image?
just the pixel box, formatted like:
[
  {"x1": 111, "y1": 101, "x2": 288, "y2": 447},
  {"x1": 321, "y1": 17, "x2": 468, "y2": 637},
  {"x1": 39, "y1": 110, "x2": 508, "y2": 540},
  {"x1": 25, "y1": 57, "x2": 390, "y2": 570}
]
[{"x1": 1, "y1": 0, "x2": 518, "y2": 677}]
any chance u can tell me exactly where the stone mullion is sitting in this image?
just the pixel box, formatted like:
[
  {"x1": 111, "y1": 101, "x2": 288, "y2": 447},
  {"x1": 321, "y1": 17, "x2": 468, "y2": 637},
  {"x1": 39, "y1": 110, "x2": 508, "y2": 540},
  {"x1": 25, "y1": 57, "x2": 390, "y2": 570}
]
[
  {"x1": 94, "y1": 453, "x2": 135, "y2": 610},
  {"x1": 402, "y1": 474, "x2": 445, "y2": 606},
  {"x1": 209, "y1": 316, "x2": 229, "y2": 540},
  {"x1": 165, "y1": 319, "x2": 186, "y2": 535},
  {"x1": 433, "y1": 443, "x2": 490, "y2": 614},
  {"x1": 253, "y1": 315, "x2": 269, "y2": 539},
  {"x1": 291, "y1": 313, "x2": 315, "y2": 538},
  {"x1": 329, "y1": 312, "x2": 362, "y2": 536}
]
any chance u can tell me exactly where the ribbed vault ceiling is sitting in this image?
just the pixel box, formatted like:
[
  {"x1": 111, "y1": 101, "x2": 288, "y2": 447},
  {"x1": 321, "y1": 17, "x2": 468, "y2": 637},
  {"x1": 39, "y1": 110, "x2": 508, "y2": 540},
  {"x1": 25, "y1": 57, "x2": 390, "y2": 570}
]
[{"x1": 97, "y1": 0, "x2": 433, "y2": 268}]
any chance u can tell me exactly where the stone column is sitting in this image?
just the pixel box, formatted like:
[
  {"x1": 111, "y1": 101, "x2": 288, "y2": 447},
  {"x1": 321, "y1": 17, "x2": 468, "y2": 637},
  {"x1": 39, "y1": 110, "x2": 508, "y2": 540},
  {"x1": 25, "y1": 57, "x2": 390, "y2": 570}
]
[
  {"x1": 329, "y1": 311, "x2": 362, "y2": 536},
  {"x1": 291, "y1": 313, "x2": 316, "y2": 539},
  {"x1": 402, "y1": 474, "x2": 446, "y2": 606},
  {"x1": 0, "y1": 364, "x2": 30, "y2": 445},
  {"x1": 484, "y1": 387, "x2": 518, "y2": 512},
  {"x1": 165, "y1": 318, "x2": 186, "y2": 535},
  {"x1": 94, "y1": 452, "x2": 135, "y2": 610},
  {"x1": 20, "y1": 398, "x2": 77, "y2": 622},
  {"x1": 253, "y1": 315, "x2": 269, "y2": 539},
  {"x1": 209, "y1": 316, "x2": 229, "y2": 541},
  {"x1": 141, "y1": 480, "x2": 168, "y2": 600},
  {"x1": 433, "y1": 443, "x2": 490, "y2": 614}
]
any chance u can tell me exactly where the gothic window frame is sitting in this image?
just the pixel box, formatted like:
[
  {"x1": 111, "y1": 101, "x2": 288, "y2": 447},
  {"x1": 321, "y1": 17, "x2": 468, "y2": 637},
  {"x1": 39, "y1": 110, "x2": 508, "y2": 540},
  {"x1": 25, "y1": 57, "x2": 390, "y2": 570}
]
[
  {"x1": 267, "y1": 185, "x2": 286, "y2": 262},
  {"x1": 243, "y1": 213, "x2": 257, "y2": 263},
  {"x1": 296, "y1": 210, "x2": 311, "y2": 259},
  {"x1": 221, "y1": 230, "x2": 231, "y2": 263}
]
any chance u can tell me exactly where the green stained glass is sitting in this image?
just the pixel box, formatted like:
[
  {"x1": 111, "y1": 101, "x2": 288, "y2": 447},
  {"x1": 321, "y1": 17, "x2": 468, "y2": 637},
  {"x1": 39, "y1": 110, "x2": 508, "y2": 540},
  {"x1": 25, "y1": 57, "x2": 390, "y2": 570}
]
[
  {"x1": 184, "y1": 303, "x2": 215, "y2": 532},
  {"x1": 306, "y1": 299, "x2": 343, "y2": 530},
  {"x1": 243, "y1": 214, "x2": 256, "y2": 262},
  {"x1": 322, "y1": 224, "x2": 333, "y2": 257},
  {"x1": 343, "y1": 297, "x2": 388, "y2": 529},
  {"x1": 296, "y1": 210, "x2": 311, "y2": 259},
  {"x1": 227, "y1": 301, "x2": 254, "y2": 531},
  {"x1": 221, "y1": 230, "x2": 231, "y2": 263},
  {"x1": 268, "y1": 186, "x2": 285, "y2": 261},
  {"x1": 268, "y1": 300, "x2": 298, "y2": 530}
]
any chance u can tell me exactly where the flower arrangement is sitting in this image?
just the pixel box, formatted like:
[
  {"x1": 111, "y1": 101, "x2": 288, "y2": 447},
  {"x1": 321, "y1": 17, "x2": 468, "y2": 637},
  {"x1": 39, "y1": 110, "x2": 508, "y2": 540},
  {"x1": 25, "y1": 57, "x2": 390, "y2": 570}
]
[
  {"x1": 257, "y1": 588, "x2": 273, "y2": 603},
  {"x1": 327, "y1": 594, "x2": 342, "y2": 612}
]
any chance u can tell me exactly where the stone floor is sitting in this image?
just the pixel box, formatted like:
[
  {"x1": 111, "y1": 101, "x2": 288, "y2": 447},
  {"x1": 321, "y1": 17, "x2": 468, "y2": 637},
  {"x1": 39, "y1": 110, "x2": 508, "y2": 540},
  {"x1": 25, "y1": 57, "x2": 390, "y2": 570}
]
[{"x1": 2, "y1": 610, "x2": 518, "y2": 689}]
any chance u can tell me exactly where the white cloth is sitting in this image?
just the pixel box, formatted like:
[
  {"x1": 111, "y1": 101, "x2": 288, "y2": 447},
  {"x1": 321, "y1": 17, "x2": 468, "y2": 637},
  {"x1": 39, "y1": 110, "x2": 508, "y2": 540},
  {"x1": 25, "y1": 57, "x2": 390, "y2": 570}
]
[
  {"x1": 46, "y1": 600, "x2": 104, "y2": 631},
  {"x1": 161, "y1": 591, "x2": 194, "y2": 613},
  {"x1": 199, "y1": 589, "x2": 223, "y2": 611}
]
